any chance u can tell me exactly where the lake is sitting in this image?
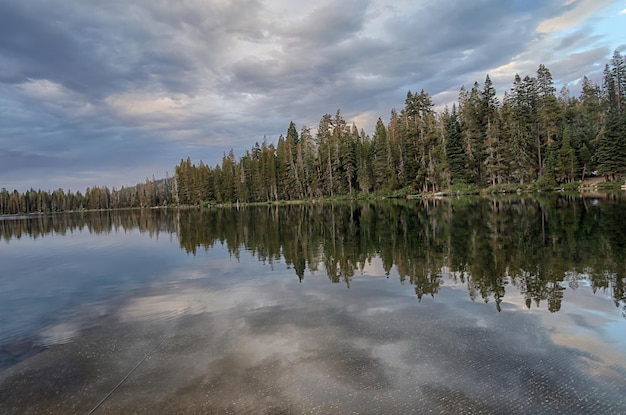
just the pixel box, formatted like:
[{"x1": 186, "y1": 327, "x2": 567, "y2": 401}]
[{"x1": 1, "y1": 195, "x2": 625, "y2": 414}]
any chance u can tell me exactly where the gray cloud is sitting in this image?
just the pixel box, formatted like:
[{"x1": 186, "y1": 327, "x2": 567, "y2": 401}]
[{"x1": 0, "y1": 0, "x2": 621, "y2": 191}]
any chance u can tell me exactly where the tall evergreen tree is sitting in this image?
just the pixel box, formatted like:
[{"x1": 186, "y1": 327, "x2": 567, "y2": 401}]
[
  {"x1": 556, "y1": 127, "x2": 577, "y2": 183},
  {"x1": 459, "y1": 82, "x2": 487, "y2": 185},
  {"x1": 443, "y1": 105, "x2": 467, "y2": 185},
  {"x1": 536, "y1": 64, "x2": 562, "y2": 178},
  {"x1": 507, "y1": 74, "x2": 538, "y2": 183},
  {"x1": 355, "y1": 128, "x2": 373, "y2": 194},
  {"x1": 597, "y1": 53, "x2": 626, "y2": 179},
  {"x1": 372, "y1": 118, "x2": 391, "y2": 191},
  {"x1": 316, "y1": 113, "x2": 334, "y2": 196}
]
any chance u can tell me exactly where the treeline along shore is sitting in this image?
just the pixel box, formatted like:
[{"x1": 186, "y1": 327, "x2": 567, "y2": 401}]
[{"x1": 2, "y1": 52, "x2": 626, "y2": 214}]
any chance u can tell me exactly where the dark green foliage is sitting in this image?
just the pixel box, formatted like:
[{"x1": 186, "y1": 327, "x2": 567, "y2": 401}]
[
  {"x1": 443, "y1": 106, "x2": 467, "y2": 185},
  {"x1": 597, "y1": 52, "x2": 626, "y2": 179},
  {"x1": 556, "y1": 128, "x2": 577, "y2": 183},
  {"x1": 372, "y1": 117, "x2": 391, "y2": 190}
]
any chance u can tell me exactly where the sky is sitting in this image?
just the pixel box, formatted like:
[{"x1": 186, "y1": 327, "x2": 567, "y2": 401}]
[{"x1": 1, "y1": 0, "x2": 625, "y2": 192}]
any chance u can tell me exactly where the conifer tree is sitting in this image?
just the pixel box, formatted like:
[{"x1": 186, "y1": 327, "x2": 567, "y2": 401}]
[
  {"x1": 459, "y1": 82, "x2": 486, "y2": 185},
  {"x1": 444, "y1": 105, "x2": 468, "y2": 185},
  {"x1": 536, "y1": 64, "x2": 562, "y2": 178},
  {"x1": 597, "y1": 54, "x2": 626, "y2": 179},
  {"x1": 372, "y1": 117, "x2": 390, "y2": 191},
  {"x1": 556, "y1": 127, "x2": 577, "y2": 183}
]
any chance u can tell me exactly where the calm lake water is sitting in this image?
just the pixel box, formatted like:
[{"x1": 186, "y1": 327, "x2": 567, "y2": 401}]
[{"x1": 1, "y1": 196, "x2": 625, "y2": 414}]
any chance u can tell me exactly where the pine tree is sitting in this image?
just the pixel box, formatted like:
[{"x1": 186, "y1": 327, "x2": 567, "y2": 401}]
[
  {"x1": 571, "y1": 76, "x2": 602, "y2": 179},
  {"x1": 507, "y1": 74, "x2": 537, "y2": 183},
  {"x1": 459, "y1": 82, "x2": 486, "y2": 185},
  {"x1": 401, "y1": 90, "x2": 438, "y2": 192},
  {"x1": 444, "y1": 105, "x2": 467, "y2": 185},
  {"x1": 597, "y1": 54, "x2": 626, "y2": 179},
  {"x1": 299, "y1": 126, "x2": 316, "y2": 198},
  {"x1": 316, "y1": 113, "x2": 334, "y2": 196},
  {"x1": 372, "y1": 117, "x2": 390, "y2": 191},
  {"x1": 355, "y1": 128, "x2": 373, "y2": 194},
  {"x1": 556, "y1": 127, "x2": 577, "y2": 183},
  {"x1": 481, "y1": 75, "x2": 504, "y2": 186},
  {"x1": 341, "y1": 123, "x2": 359, "y2": 194},
  {"x1": 330, "y1": 110, "x2": 349, "y2": 195},
  {"x1": 536, "y1": 64, "x2": 562, "y2": 178}
]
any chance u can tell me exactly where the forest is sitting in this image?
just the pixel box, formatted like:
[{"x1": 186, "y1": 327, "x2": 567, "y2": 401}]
[{"x1": 1, "y1": 52, "x2": 625, "y2": 214}]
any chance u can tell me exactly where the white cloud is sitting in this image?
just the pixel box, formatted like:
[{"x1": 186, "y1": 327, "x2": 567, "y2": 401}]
[
  {"x1": 16, "y1": 79, "x2": 94, "y2": 115},
  {"x1": 105, "y1": 92, "x2": 191, "y2": 117},
  {"x1": 537, "y1": 0, "x2": 614, "y2": 33}
]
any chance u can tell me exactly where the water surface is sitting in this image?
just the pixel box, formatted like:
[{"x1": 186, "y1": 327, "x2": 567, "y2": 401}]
[{"x1": 1, "y1": 197, "x2": 625, "y2": 414}]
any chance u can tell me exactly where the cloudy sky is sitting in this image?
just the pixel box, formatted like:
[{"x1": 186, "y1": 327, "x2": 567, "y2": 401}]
[{"x1": 1, "y1": 0, "x2": 625, "y2": 192}]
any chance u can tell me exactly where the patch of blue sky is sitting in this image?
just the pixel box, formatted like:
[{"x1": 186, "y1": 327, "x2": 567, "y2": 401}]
[{"x1": 593, "y1": 2, "x2": 626, "y2": 51}]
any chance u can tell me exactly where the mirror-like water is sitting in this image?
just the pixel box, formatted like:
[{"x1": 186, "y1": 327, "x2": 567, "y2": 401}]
[{"x1": 1, "y1": 196, "x2": 625, "y2": 414}]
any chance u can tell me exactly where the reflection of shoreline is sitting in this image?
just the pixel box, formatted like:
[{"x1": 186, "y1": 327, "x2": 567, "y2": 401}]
[
  {"x1": 0, "y1": 214, "x2": 33, "y2": 221},
  {"x1": 2, "y1": 198, "x2": 625, "y2": 315},
  {"x1": 577, "y1": 191, "x2": 622, "y2": 199},
  {"x1": 174, "y1": 199, "x2": 626, "y2": 315},
  {"x1": 0, "y1": 209, "x2": 176, "y2": 241}
]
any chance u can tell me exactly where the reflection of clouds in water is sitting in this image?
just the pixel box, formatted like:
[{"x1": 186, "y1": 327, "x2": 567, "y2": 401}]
[
  {"x1": 38, "y1": 301, "x2": 112, "y2": 346},
  {"x1": 118, "y1": 284, "x2": 283, "y2": 323},
  {"x1": 355, "y1": 257, "x2": 399, "y2": 278},
  {"x1": 120, "y1": 294, "x2": 206, "y2": 322},
  {"x1": 2, "y1": 227, "x2": 187, "y2": 349},
  {"x1": 363, "y1": 306, "x2": 395, "y2": 315},
  {"x1": 10, "y1": 262, "x2": 625, "y2": 413},
  {"x1": 534, "y1": 286, "x2": 626, "y2": 385},
  {"x1": 39, "y1": 322, "x2": 79, "y2": 346}
]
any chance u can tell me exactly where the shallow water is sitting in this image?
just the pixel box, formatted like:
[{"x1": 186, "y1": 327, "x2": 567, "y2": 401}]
[{"x1": 1, "y1": 197, "x2": 625, "y2": 414}]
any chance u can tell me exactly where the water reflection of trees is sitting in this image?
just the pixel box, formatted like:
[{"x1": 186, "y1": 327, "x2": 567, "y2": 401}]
[
  {"x1": 177, "y1": 196, "x2": 626, "y2": 313},
  {"x1": 0, "y1": 209, "x2": 176, "y2": 241},
  {"x1": 2, "y1": 197, "x2": 624, "y2": 314}
]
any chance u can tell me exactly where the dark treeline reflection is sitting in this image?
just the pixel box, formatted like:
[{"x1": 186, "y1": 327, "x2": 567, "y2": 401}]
[
  {"x1": 179, "y1": 196, "x2": 626, "y2": 314},
  {"x1": 0, "y1": 209, "x2": 177, "y2": 241},
  {"x1": 2, "y1": 197, "x2": 625, "y2": 314}
]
